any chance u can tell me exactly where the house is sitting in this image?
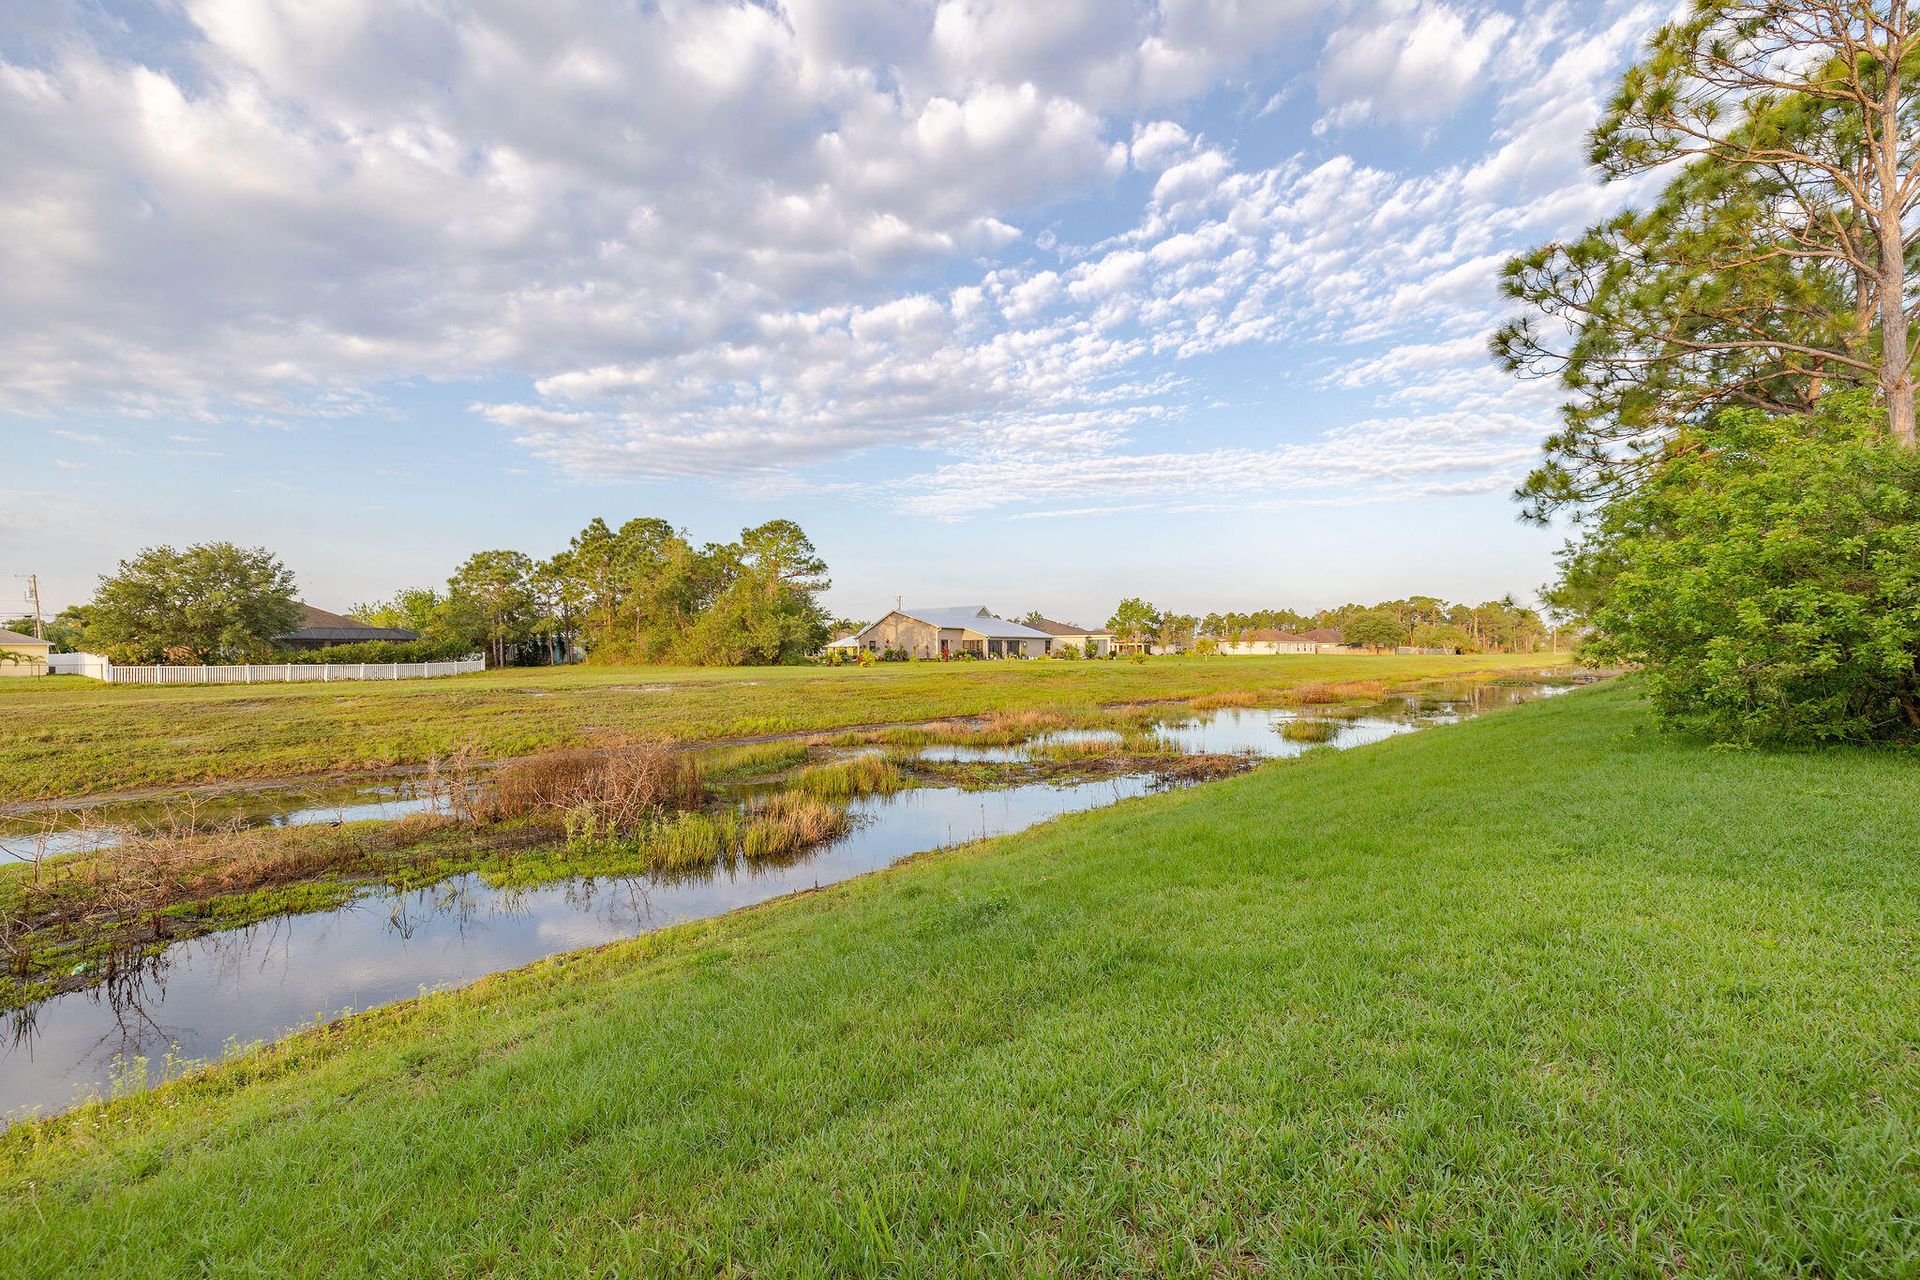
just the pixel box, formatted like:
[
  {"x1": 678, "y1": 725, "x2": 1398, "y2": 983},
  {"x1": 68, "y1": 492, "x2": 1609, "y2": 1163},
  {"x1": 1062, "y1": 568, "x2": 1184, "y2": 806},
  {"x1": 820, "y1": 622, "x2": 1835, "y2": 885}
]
[
  {"x1": 1217, "y1": 628, "x2": 1317, "y2": 655},
  {"x1": 1024, "y1": 617, "x2": 1115, "y2": 657},
  {"x1": 0, "y1": 627, "x2": 51, "y2": 677},
  {"x1": 1300, "y1": 626, "x2": 1354, "y2": 653},
  {"x1": 273, "y1": 604, "x2": 421, "y2": 651},
  {"x1": 840, "y1": 606, "x2": 1055, "y2": 659}
]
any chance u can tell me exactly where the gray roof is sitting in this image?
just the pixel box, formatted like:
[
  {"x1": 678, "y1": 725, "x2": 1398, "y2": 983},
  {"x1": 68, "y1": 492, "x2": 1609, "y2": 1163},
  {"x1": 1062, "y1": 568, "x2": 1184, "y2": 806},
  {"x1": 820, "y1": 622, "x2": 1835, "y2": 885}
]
[
  {"x1": 890, "y1": 606, "x2": 1054, "y2": 640},
  {"x1": 273, "y1": 603, "x2": 420, "y2": 644},
  {"x1": 1026, "y1": 617, "x2": 1112, "y2": 638},
  {"x1": 0, "y1": 627, "x2": 49, "y2": 647}
]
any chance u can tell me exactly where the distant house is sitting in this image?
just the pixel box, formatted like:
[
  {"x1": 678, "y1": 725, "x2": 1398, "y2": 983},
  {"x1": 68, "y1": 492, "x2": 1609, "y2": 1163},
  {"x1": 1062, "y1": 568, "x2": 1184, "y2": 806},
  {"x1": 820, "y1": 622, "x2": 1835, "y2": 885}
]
[
  {"x1": 1300, "y1": 627, "x2": 1354, "y2": 653},
  {"x1": 1217, "y1": 628, "x2": 1317, "y2": 656},
  {"x1": 839, "y1": 606, "x2": 1055, "y2": 659},
  {"x1": 0, "y1": 627, "x2": 51, "y2": 677},
  {"x1": 273, "y1": 604, "x2": 421, "y2": 651},
  {"x1": 1024, "y1": 617, "x2": 1115, "y2": 657}
]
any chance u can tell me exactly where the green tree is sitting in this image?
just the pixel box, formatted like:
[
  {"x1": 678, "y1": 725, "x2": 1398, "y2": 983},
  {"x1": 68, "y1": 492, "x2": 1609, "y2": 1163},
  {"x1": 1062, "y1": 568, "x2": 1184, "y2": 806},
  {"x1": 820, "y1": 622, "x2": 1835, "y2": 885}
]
[
  {"x1": 350, "y1": 588, "x2": 446, "y2": 636},
  {"x1": 1155, "y1": 612, "x2": 1199, "y2": 652},
  {"x1": 1105, "y1": 598, "x2": 1161, "y2": 650},
  {"x1": 1410, "y1": 623, "x2": 1472, "y2": 653},
  {"x1": 1572, "y1": 393, "x2": 1920, "y2": 741},
  {"x1": 1342, "y1": 610, "x2": 1408, "y2": 654},
  {"x1": 1495, "y1": 1, "x2": 1920, "y2": 519},
  {"x1": 82, "y1": 542, "x2": 300, "y2": 663},
  {"x1": 448, "y1": 550, "x2": 537, "y2": 669}
]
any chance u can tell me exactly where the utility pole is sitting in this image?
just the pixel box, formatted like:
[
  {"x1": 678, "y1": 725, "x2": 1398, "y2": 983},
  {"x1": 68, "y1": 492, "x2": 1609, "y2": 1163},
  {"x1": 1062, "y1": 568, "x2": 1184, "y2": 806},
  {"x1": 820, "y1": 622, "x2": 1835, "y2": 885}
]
[{"x1": 28, "y1": 574, "x2": 43, "y2": 640}]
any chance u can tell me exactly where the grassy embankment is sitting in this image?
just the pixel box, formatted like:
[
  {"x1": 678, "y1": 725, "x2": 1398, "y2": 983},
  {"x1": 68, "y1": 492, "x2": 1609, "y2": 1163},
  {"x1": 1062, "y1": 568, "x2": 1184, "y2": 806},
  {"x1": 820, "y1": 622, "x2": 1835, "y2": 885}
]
[
  {"x1": 5, "y1": 680, "x2": 1917, "y2": 1275},
  {"x1": 0, "y1": 652, "x2": 1557, "y2": 802}
]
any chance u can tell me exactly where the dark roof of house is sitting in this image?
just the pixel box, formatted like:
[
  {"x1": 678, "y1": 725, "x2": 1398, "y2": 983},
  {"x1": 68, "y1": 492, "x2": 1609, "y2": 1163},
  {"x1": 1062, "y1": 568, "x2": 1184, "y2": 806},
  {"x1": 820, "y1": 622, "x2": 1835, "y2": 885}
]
[
  {"x1": 274, "y1": 603, "x2": 420, "y2": 644},
  {"x1": 1025, "y1": 617, "x2": 1113, "y2": 637},
  {"x1": 0, "y1": 627, "x2": 49, "y2": 647},
  {"x1": 1300, "y1": 627, "x2": 1345, "y2": 643}
]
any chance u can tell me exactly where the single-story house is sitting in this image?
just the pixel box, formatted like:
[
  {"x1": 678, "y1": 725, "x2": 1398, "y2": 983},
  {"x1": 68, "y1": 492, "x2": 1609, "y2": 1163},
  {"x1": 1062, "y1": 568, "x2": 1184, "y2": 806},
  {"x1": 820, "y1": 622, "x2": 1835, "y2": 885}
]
[
  {"x1": 840, "y1": 606, "x2": 1055, "y2": 659},
  {"x1": 1025, "y1": 617, "x2": 1115, "y2": 657},
  {"x1": 273, "y1": 604, "x2": 421, "y2": 651},
  {"x1": 0, "y1": 627, "x2": 52, "y2": 676},
  {"x1": 1300, "y1": 626, "x2": 1355, "y2": 653},
  {"x1": 1217, "y1": 628, "x2": 1317, "y2": 656}
]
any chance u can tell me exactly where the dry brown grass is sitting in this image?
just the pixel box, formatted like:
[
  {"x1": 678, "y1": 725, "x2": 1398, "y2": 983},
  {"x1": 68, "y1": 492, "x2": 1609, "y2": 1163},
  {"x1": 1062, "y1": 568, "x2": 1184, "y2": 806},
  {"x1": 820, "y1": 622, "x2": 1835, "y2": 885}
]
[
  {"x1": 480, "y1": 745, "x2": 702, "y2": 829},
  {"x1": 1284, "y1": 680, "x2": 1387, "y2": 705},
  {"x1": 1189, "y1": 690, "x2": 1261, "y2": 711}
]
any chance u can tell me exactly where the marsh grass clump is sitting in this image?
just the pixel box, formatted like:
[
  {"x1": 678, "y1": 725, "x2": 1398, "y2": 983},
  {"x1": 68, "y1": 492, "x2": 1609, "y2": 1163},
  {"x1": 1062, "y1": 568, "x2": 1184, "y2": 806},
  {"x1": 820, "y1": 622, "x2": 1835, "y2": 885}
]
[
  {"x1": 741, "y1": 794, "x2": 852, "y2": 863},
  {"x1": 789, "y1": 756, "x2": 907, "y2": 800},
  {"x1": 483, "y1": 746, "x2": 702, "y2": 829},
  {"x1": 1189, "y1": 690, "x2": 1261, "y2": 711},
  {"x1": 1285, "y1": 680, "x2": 1388, "y2": 706},
  {"x1": 644, "y1": 811, "x2": 742, "y2": 874},
  {"x1": 1029, "y1": 736, "x2": 1126, "y2": 763},
  {"x1": 1279, "y1": 718, "x2": 1341, "y2": 744}
]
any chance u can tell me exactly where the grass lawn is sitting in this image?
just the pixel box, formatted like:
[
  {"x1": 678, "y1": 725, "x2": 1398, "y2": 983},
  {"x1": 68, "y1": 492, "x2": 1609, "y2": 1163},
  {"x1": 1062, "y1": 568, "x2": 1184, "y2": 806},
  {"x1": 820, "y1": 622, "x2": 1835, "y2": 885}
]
[
  {"x1": 0, "y1": 653, "x2": 1555, "y2": 802},
  {"x1": 6, "y1": 681, "x2": 1916, "y2": 1276}
]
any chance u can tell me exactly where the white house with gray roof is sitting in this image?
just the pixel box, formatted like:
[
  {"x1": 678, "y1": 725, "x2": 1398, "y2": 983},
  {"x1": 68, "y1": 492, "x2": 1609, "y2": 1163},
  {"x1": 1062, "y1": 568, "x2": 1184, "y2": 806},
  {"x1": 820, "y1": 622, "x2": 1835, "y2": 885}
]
[{"x1": 836, "y1": 606, "x2": 1055, "y2": 659}]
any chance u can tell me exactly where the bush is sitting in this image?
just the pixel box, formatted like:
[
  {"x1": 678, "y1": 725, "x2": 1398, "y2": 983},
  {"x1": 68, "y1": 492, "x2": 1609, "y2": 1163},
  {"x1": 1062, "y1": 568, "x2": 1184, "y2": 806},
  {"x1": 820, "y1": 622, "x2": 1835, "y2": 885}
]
[
  {"x1": 275, "y1": 637, "x2": 475, "y2": 664},
  {"x1": 1573, "y1": 394, "x2": 1920, "y2": 743}
]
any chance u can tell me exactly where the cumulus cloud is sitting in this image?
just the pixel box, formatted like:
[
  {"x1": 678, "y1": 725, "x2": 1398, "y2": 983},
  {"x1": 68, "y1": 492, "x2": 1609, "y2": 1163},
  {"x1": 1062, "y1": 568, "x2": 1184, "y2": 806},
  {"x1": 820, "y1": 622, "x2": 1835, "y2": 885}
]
[
  {"x1": 1315, "y1": 0, "x2": 1516, "y2": 132},
  {"x1": 2, "y1": 0, "x2": 1657, "y2": 518}
]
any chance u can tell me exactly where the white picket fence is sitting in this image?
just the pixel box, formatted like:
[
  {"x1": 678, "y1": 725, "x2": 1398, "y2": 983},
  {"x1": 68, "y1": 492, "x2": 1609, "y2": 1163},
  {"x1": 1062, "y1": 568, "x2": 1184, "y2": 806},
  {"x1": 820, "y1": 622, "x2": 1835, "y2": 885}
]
[{"x1": 49, "y1": 653, "x2": 484, "y2": 685}]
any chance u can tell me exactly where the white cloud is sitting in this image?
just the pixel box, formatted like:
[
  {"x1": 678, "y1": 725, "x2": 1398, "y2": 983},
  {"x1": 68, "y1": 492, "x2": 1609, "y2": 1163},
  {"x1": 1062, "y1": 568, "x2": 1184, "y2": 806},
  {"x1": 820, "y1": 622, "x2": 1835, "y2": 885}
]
[{"x1": 2, "y1": 0, "x2": 1658, "y2": 522}]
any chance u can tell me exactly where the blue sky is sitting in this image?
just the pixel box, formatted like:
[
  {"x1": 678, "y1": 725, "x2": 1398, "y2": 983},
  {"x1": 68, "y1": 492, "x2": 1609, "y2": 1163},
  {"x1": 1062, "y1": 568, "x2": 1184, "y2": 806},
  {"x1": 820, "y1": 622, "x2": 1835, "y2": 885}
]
[{"x1": 0, "y1": 0, "x2": 1662, "y2": 623}]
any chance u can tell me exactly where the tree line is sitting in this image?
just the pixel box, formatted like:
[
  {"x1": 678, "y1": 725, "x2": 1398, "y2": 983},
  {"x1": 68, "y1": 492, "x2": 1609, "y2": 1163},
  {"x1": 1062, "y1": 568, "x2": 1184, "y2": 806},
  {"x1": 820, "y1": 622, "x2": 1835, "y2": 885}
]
[
  {"x1": 1497, "y1": 0, "x2": 1920, "y2": 742},
  {"x1": 354, "y1": 518, "x2": 832, "y2": 667},
  {"x1": 30, "y1": 518, "x2": 833, "y2": 666},
  {"x1": 1091, "y1": 596, "x2": 1554, "y2": 654}
]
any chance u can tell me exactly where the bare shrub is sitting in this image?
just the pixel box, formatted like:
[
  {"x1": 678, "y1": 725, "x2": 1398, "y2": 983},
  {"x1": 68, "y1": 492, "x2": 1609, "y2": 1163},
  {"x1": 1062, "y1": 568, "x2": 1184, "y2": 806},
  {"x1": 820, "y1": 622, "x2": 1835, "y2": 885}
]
[{"x1": 481, "y1": 746, "x2": 702, "y2": 830}]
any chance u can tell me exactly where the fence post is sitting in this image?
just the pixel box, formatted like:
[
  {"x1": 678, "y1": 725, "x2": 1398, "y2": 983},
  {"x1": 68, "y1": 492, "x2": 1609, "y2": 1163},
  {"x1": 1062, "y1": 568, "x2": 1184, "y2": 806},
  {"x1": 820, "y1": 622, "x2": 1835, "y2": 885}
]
[{"x1": 323, "y1": 664, "x2": 330, "y2": 683}]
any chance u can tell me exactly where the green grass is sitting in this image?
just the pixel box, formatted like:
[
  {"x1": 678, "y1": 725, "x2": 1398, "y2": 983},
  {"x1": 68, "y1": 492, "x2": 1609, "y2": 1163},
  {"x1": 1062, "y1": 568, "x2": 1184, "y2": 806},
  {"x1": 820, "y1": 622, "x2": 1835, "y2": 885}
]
[
  {"x1": 6, "y1": 681, "x2": 1916, "y2": 1276},
  {"x1": 0, "y1": 653, "x2": 1558, "y2": 802}
]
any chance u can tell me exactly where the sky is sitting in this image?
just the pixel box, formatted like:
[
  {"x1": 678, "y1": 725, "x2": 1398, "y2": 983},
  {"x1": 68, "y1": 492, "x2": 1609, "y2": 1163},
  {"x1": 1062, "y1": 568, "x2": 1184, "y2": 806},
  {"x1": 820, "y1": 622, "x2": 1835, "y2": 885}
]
[{"x1": 0, "y1": 0, "x2": 1666, "y2": 625}]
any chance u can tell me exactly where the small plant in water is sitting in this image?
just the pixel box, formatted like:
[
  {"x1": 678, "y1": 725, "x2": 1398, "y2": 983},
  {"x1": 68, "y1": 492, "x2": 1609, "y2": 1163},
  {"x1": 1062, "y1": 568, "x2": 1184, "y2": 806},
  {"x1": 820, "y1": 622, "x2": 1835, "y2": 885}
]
[
  {"x1": 741, "y1": 794, "x2": 852, "y2": 862},
  {"x1": 1279, "y1": 718, "x2": 1340, "y2": 745},
  {"x1": 790, "y1": 756, "x2": 906, "y2": 800}
]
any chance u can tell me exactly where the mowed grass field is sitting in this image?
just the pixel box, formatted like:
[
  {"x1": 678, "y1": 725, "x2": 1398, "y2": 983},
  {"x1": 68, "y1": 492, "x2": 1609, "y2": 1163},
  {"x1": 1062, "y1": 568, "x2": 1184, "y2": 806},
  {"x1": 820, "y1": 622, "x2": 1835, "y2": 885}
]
[
  {"x1": 0, "y1": 653, "x2": 1556, "y2": 802},
  {"x1": 5, "y1": 681, "x2": 1916, "y2": 1276}
]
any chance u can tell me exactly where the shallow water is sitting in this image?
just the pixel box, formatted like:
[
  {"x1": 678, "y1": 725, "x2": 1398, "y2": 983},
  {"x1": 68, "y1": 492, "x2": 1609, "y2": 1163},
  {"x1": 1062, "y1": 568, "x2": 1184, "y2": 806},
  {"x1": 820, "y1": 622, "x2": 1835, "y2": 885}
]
[
  {"x1": 0, "y1": 782, "x2": 450, "y2": 862},
  {"x1": 1, "y1": 777, "x2": 1157, "y2": 1121},
  {"x1": 0, "y1": 674, "x2": 1585, "y2": 1122}
]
